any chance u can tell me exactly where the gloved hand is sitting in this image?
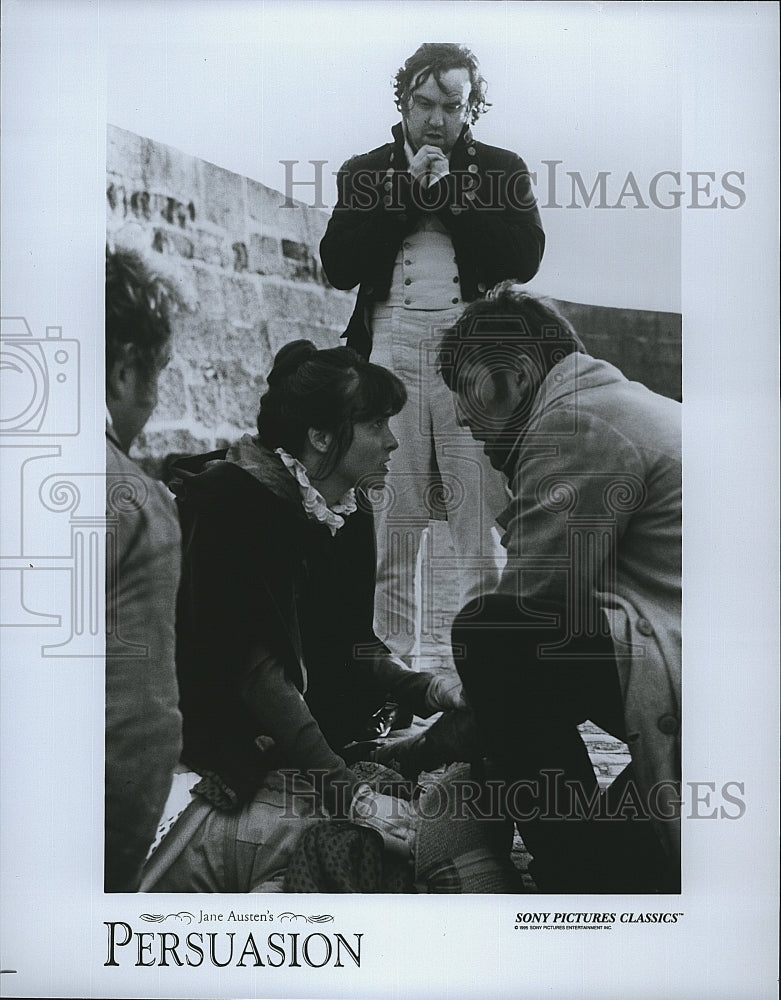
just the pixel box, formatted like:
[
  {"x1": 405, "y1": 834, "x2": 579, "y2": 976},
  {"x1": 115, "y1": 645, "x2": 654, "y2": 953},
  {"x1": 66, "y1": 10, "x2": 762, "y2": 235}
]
[
  {"x1": 349, "y1": 783, "x2": 416, "y2": 858},
  {"x1": 425, "y1": 673, "x2": 467, "y2": 712}
]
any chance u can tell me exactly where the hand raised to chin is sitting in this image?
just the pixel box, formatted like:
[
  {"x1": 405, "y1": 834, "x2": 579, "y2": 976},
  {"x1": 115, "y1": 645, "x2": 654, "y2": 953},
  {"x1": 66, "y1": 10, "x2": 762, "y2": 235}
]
[{"x1": 408, "y1": 144, "x2": 450, "y2": 189}]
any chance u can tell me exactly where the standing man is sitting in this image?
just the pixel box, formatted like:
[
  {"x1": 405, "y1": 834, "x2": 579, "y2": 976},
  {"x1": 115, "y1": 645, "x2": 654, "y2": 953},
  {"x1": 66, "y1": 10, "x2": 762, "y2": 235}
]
[
  {"x1": 320, "y1": 43, "x2": 545, "y2": 663},
  {"x1": 105, "y1": 245, "x2": 184, "y2": 890},
  {"x1": 439, "y1": 283, "x2": 682, "y2": 892}
]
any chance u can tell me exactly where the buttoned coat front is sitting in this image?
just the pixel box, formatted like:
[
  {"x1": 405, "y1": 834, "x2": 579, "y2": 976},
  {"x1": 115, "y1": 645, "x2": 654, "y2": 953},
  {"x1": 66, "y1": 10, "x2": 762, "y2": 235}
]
[
  {"x1": 495, "y1": 353, "x2": 682, "y2": 858},
  {"x1": 319, "y1": 122, "x2": 545, "y2": 357}
]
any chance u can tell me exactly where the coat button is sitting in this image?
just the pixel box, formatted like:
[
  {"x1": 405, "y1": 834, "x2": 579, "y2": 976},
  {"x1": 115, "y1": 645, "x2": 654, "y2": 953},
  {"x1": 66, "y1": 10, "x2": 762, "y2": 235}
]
[
  {"x1": 404, "y1": 298, "x2": 411, "y2": 305},
  {"x1": 383, "y1": 196, "x2": 392, "y2": 207},
  {"x1": 451, "y1": 205, "x2": 463, "y2": 215},
  {"x1": 384, "y1": 182, "x2": 393, "y2": 192},
  {"x1": 657, "y1": 714, "x2": 679, "y2": 735},
  {"x1": 467, "y1": 146, "x2": 476, "y2": 156},
  {"x1": 452, "y1": 275, "x2": 459, "y2": 283},
  {"x1": 404, "y1": 259, "x2": 412, "y2": 265},
  {"x1": 637, "y1": 618, "x2": 653, "y2": 636},
  {"x1": 477, "y1": 282, "x2": 487, "y2": 293},
  {"x1": 403, "y1": 241, "x2": 411, "y2": 249},
  {"x1": 451, "y1": 297, "x2": 459, "y2": 304},
  {"x1": 404, "y1": 278, "x2": 412, "y2": 285},
  {"x1": 468, "y1": 163, "x2": 478, "y2": 173}
]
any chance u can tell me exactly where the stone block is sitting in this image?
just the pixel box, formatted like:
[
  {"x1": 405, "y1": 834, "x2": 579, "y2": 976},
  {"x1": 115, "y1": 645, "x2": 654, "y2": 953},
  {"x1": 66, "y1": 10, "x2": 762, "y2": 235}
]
[
  {"x1": 587, "y1": 752, "x2": 632, "y2": 768},
  {"x1": 129, "y1": 189, "x2": 153, "y2": 221},
  {"x1": 154, "y1": 364, "x2": 188, "y2": 422},
  {"x1": 160, "y1": 195, "x2": 195, "y2": 229},
  {"x1": 281, "y1": 238, "x2": 309, "y2": 263},
  {"x1": 260, "y1": 280, "x2": 328, "y2": 328},
  {"x1": 190, "y1": 228, "x2": 230, "y2": 268},
  {"x1": 232, "y1": 241, "x2": 249, "y2": 272},
  {"x1": 220, "y1": 361, "x2": 266, "y2": 429},
  {"x1": 621, "y1": 334, "x2": 681, "y2": 399},
  {"x1": 198, "y1": 158, "x2": 246, "y2": 233},
  {"x1": 224, "y1": 320, "x2": 273, "y2": 378},
  {"x1": 133, "y1": 427, "x2": 212, "y2": 473},
  {"x1": 152, "y1": 227, "x2": 194, "y2": 260},
  {"x1": 554, "y1": 298, "x2": 681, "y2": 401},
  {"x1": 187, "y1": 360, "x2": 264, "y2": 432},
  {"x1": 106, "y1": 180, "x2": 128, "y2": 220},
  {"x1": 137, "y1": 135, "x2": 199, "y2": 206},
  {"x1": 222, "y1": 273, "x2": 262, "y2": 328},
  {"x1": 189, "y1": 267, "x2": 229, "y2": 321},
  {"x1": 265, "y1": 317, "x2": 340, "y2": 357},
  {"x1": 323, "y1": 288, "x2": 358, "y2": 329},
  {"x1": 188, "y1": 375, "x2": 224, "y2": 431},
  {"x1": 248, "y1": 232, "x2": 283, "y2": 276},
  {"x1": 259, "y1": 276, "x2": 354, "y2": 334},
  {"x1": 246, "y1": 176, "x2": 292, "y2": 232},
  {"x1": 106, "y1": 125, "x2": 147, "y2": 189},
  {"x1": 175, "y1": 318, "x2": 226, "y2": 373}
]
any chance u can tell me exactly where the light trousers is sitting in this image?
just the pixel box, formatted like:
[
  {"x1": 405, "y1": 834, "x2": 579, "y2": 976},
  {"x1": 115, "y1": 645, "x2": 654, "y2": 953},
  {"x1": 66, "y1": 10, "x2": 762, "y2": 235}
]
[{"x1": 369, "y1": 305, "x2": 507, "y2": 661}]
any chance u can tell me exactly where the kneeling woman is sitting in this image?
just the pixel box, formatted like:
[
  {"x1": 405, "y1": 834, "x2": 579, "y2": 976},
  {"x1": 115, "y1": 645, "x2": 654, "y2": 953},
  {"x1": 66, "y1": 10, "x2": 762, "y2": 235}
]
[{"x1": 142, "y1": 341, "x2": 461, "y2": 891}]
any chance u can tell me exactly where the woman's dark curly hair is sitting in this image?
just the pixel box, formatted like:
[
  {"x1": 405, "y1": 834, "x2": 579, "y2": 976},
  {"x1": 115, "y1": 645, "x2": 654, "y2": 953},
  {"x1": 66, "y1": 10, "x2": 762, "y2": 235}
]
[
  {"x1": 393, "y1": 43, "x2": 490, "y2": 124},
  {"x1": 256, "y1": 340, "x2": 407, "y2": 480}
]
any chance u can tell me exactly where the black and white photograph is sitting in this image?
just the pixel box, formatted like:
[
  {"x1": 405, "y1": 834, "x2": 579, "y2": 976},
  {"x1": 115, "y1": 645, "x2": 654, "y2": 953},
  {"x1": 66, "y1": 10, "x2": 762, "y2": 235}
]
[{"x1": 0, "y1": 2, "x2": 778, "y2": 998}]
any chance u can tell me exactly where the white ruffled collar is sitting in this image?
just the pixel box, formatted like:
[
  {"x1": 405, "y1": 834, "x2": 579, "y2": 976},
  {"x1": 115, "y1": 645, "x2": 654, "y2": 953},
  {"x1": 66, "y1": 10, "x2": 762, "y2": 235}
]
[{"x1": 275, "y1": 448, "x2": 357, "y2": 536}]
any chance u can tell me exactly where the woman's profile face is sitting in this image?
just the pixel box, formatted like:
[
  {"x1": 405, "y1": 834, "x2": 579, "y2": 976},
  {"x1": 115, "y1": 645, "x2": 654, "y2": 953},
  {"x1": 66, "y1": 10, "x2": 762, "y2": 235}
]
[{"x1": 333, "y1": 415, "x2": 399, "y2": 489}]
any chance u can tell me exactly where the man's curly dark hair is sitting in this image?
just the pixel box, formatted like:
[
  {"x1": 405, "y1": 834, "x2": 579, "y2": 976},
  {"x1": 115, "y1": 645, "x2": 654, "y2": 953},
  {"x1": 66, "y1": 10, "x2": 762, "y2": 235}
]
[
  {"x1": 105, "y1": 245, "x2": 183, "y2": 378},
  {"x1": 393, "y1": 43, "x2": 490, "y2": 125}
]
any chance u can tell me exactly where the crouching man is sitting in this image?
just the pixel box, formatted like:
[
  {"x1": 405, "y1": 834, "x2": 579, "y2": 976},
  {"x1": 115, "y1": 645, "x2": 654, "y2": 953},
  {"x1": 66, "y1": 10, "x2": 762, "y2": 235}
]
[{"x1": 437, "y1": 283, "x2": 681, "y2": 892}]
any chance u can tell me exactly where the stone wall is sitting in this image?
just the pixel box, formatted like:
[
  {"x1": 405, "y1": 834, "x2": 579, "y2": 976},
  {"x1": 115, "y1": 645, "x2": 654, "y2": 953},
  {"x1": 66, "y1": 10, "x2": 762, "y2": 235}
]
[
  {"x1": 554, "y1": 299, "x2": 681, "y2": 402},
  {"x1": 106, "y1": 125, "x2": 681, "y2": 475},
  {"x1": 106, "y1": 125, "x2": 356, "y2": 475}
]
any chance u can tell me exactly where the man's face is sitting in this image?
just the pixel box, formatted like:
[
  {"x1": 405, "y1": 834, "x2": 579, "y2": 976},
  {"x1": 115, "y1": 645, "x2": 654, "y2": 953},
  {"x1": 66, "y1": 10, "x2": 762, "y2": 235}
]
[
  {"x1": 453, "y1": 357, "x2": 526, "y2": 467},
  {"x1": 108, "y1": 343, "x2": 171, "y2": 452},
  {"x1": 403, "y1": 66, "x2": 471, "y2": 154}
]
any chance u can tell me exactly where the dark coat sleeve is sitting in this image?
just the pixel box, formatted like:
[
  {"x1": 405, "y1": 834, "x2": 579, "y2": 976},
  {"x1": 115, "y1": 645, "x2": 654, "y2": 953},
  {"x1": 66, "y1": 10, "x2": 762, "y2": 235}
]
[
  {"x1": 319, "y1": 152, "x2": 417, "y2": 291},
  {"x1": 319, "y1": 144, "x2": 545, "y2": 299}
]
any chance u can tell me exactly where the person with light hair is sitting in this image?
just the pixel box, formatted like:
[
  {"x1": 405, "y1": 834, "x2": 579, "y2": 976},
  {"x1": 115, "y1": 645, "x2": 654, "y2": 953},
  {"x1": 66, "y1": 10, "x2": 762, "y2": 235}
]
[{"x1": 104, "y1": 245, "x2": 185, "y2": 891}]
